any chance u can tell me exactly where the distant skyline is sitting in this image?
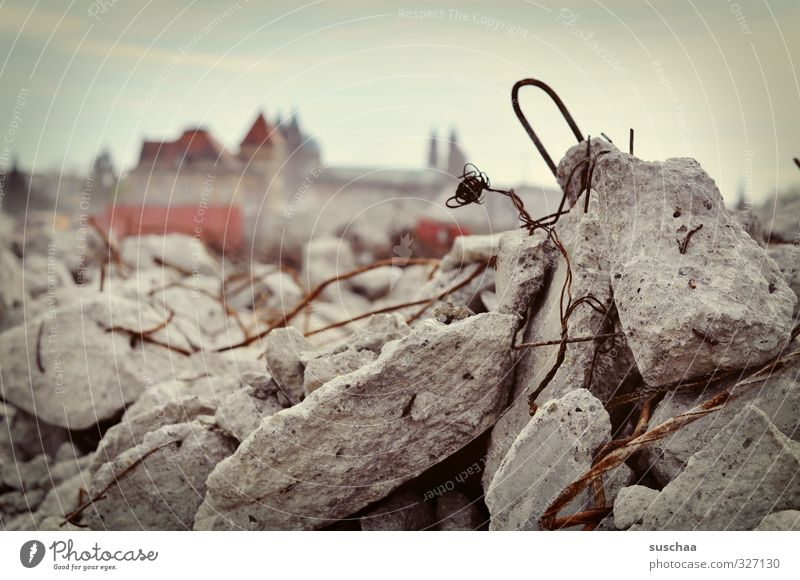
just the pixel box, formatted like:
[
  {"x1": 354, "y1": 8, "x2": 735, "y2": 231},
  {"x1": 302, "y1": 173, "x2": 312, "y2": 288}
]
[{"x1": 1, "y1": 0, "x2": 799, "y2": 204}]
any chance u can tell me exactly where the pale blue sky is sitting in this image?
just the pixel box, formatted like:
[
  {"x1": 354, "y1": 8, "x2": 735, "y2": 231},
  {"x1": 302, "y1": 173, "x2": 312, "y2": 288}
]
[{"x1": 1, "y1": 0, "x2": 798, "y2": 203}]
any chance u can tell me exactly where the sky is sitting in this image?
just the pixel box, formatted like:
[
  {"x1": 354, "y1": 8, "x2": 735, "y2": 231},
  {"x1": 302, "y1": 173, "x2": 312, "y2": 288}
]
[{"x1": 0, "y1": 0, "x2": 798, "y2": 204}]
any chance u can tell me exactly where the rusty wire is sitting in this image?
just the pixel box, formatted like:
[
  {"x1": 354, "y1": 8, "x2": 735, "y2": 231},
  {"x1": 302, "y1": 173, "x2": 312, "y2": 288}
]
[
  {"x1": 62, "y1": 439, "x2": 179, "y2": 526},
  {"x1": 217, "y1": 257, "x2": 439, "y2": 351},
  {"x1": 304, "y1": 261, "x2": 489, "y2": 338},
  {"x1": 511, "y1": 78, "x2": 584, "y2": 177}
]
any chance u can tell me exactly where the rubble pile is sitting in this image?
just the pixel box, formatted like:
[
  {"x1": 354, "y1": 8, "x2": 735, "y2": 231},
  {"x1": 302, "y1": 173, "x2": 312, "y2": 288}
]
[{"x1": 1, "y1": 141, "x2": 799, "y2": 531}]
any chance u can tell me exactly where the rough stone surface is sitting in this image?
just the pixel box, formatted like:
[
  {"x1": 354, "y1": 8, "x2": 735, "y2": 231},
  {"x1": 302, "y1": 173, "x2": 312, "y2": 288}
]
[
  {"x1": 767, "y1": 244, "x2": 800, "y2": 317},
  {"x1": 640, "y1": 405, "x2": 800, "y2": 530},
  {"x1": 494, "y1": 229, "x2": 554, "y2": 318},
  {"x1": 348, "y1": 265, "x2": 403, "y2": 300},
  {"x1": 195, "y1": 312, "x2": 516, "y2": 530},
  {"x1": 0, "y1": 246, "x2": 23, "y2": 322},
  {"x1": 85, "y1": 419, "x2": 236, "y2": 530},
  {"x1": 435, "y1": 491, "x2": 481, "y2": 531},
  {"x1": 0, "y1": 295, "x2": 197, "y2": 429},
  {"x1": 264, "y1": 326, "x2": 311, "y2": 405},
  {"x1": 756, "y1": 194, "x2": 800, "y2": 243},
  {"x1": 731, "y1": 208, "x2": 766, "y2": 247},
  {"x1": 302, "y1": 237, "x2": 355, "y2": 292},
  {"x1": 121, "y1": 233, "x2": 219, "y2": 276},
  {"x1": 215, "y1": 383, "x2": 284, "y2": 442},
  {"x1": 643, "y1": 358, "x2": 800, "y2": 485},
  {"x1": 486, "y1": 389, "x2": 612, "y2": 530},
  {"x1": 755, "y1": 510, "x2": 800, "y2": 531},
  {"x1": 594, "y1": 151, "x2": 795, "y2": 386},
  {"x1": 440, "y1": 233, "x2": 502, "y2": 272},
  {"x1": 613, "y1": 485, "x2": 660, "y2": 529},
  {"x1": 88, "y1": 395, "x2": 216, "y2": 475},
  {"x1": 360, "y1": 490, "x2": 434, "y2": 531},
  {"x1": 302, "y1": 348, "x2": 378, "y2": 394}
]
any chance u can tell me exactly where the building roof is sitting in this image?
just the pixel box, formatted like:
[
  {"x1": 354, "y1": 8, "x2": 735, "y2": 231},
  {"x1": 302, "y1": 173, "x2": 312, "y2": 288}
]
[
  {"x1": 241, "y1": 112, "x2": 277, "y2": 147},
  {"x1": 136, "y1": 128, "x2": 241, "y2": 172}
]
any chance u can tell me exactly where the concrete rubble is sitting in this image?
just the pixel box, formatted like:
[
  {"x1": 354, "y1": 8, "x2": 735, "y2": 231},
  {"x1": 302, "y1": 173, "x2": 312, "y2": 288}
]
[
  {"x1": 591, "y1": 148, "x2": 795, "y2": 386},
  {"x1": 1, "y1": 140, "x2": 799, "y2": 533}
]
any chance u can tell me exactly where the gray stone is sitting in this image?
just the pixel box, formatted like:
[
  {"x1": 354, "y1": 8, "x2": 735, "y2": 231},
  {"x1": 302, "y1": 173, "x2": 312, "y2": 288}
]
[
  {"x1": 755, "y1": 510, "x2": 800, "y2": 531},
  {"x1": 302, "y1": 237, "x2": 355, "y2": 292},
  {"x1": 0, "y1": 246, "x2": 23, "y2": 322},
  {"x1": 0, "y1": 489, "x2": 46, "y2": 516},
  {"x1": 1, "y1": 453, "x2": 49, "y2": 491},
  {"x1": 643, "y1": 358, "x2": 800, "y2": 485},
  {"x1": 348, "y1": 266, "x2": 403, "y2": 300},
  {"x1": 2, "y1": 408, "x2": 70, "y2": 461},
  {"x1": 756, "y1": 193, "x2": 800, "y2": 243},
  {"x1": 435, "y1": 491, "x2": 481, "y2": 530},
  {"x1": 22, "y1": 254, "x2": 75, "y2": 300},
  {"x1": 613, "y1": 485, "x2": 659, "y2": 529},
  {"x1": 88, "y1": 395, "x2": 216, "y2": 475},
  {"x1": 767, "y1": 244, "x2": 800, "y2": 317},
  {"x1": 486, "y1": 389, "x2": 615, "y2": 530},
  {"x1": 593, "y1": 151, "x2": 795, "y2": 386},
  {"x1": 195, "y1": 312, "x2": 516, "y2": 530},
  {"x1": 640, "y1": 405, "x2": 800, "y2": 530},
  {"x1": 440, "y1": 233, "x2": 502, "y2": 272},
  {"x1": 731, "y1": 208, "x2": 766, "y2": 247},
  {"x1": 360, "y1": 490, "x2": 435, "y2": 531},
  {"x1": 0, "y1": 294, "x2": 197, "y2": 429},
  {"x1": 302, "y1": 348, "x2": 378, "y2": 394},
  {"x1": 121, "y1": 233, "x2": 220, "y2": 276},
  {"x1": 264, "y1": 326, "x2": 311, "y2": 405},
  {"x1": 85, "y1": 419, "x2": 236, "y2": 530},
  {"x1": 215, "y1": 384, "x2": 283, "y2": 442},
  {"x1": 494, "y1": 229, "x2": 554, "y2": 319}
]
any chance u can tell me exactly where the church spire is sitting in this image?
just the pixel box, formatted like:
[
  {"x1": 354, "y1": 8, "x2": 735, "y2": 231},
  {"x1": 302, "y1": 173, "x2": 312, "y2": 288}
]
[{"x1": 427, "y1": 129, "x2": 438, "y2": 169}]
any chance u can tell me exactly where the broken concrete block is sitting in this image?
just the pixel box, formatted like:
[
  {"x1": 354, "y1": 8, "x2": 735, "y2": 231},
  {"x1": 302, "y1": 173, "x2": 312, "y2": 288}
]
[
  {"x1": 731, "y1": 208, "x2": 766, "y2": 247},
  {"x1": 593, "y1": 152, "x2": 795, "y2": 386},
  {"x1": 121, "y1": 233, "x2": 220, "y2": 277},
  {"x1": 0, "y1": 453, "x2": 49, "y2": 491},
  {"x1": 360, "y1": 490, "x2": 434, "y2": 531},
  {"x1": 302, "y1": 348, "x2": 378, "y2": 394},
  {"x1": 0, "y1": 295, "x2": 197, "y2": 429},
  {"x1": 302, "y1": 237, "x2": 355, "y2": 292},
  {"x1": 215, "y1": 382, "x2": 284, "y2": 442},
  {"x1": 755, "y1": 510, "x2": 800, "y2": 531},
  {"x1": 348, "y1": 265, "x2": 403, "y2": 300},
  {"x1": 264, "y1": 326, "x2": 312, "y2": 405},
  {"x1": 640, "y1": 405, "x2": 800, "y2": 530},
  {"x1": 756, "y1": 194, "x2": 800, "y2": 243},
  {"x1": 767, "y1": 244, "x2": 800, "y2": 318},
  {"x1": 494, "y1": 229, "x2": 554, "y2": 318},
  {"x1": 613, "y1": 485, "x2": 659, "y2": 530},
  {"x1": 85, "y1": 418, "x2": 236, "y2": 530},
  {"x1": 1, "y1": 408, "x2": 71, "y2": 461},
  {"x1": 22, "y1": 253, "x2": 76, "y2": 300},
  {"x1": 195, "y1": 312, "x2": 516, "y2": 530},
  {"x1": 440, "y1": 233, "x2": 502, "y2": 272},
  {"x1": 486, "y1": 389, "x2": 613, "y2": 530},
  {"x1": 0, "y1": 246, "x2": 23, "y2": 322},
  {"x1": 88, "y1": 395, "x2": 216, "y2": 475},
  {"x1": 435, "y1": 491, "x2": 481, "y2": 530},
  {"x1": 643, "y1": 358, "x2": 800, "y2": 485}
]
